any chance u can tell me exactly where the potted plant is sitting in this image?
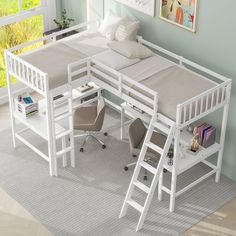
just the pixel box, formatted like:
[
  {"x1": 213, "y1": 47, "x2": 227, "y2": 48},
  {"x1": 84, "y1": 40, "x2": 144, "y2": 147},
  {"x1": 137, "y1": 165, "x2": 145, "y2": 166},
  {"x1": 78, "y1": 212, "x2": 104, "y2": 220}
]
[{"x1": 54, "y1": 9, "x2": 75, "y2": 32}]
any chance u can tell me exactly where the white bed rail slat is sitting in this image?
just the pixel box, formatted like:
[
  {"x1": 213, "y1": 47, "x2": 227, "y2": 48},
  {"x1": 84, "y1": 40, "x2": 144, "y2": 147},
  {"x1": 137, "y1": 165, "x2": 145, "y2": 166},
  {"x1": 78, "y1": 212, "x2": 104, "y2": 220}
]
[
  {"x1": 5, "y1": 50, "x2": 47, "y2": 95},
  {"x1": 176, "y1": 80, "x2": 231, "y2": 128}
]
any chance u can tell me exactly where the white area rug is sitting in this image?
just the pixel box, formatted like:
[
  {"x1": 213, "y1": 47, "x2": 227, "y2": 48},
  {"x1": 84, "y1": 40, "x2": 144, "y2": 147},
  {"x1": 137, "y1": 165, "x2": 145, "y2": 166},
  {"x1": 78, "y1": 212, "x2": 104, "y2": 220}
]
[{"x1": 0, "y1": 108, "x2": 236, "y2": 236}]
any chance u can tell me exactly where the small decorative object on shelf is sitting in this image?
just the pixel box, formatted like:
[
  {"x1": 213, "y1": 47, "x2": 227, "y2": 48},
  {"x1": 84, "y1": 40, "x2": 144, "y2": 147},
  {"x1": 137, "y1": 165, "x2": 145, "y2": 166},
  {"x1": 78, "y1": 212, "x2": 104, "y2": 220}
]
[
  {"x1": 54, "y1": 9, "x2": 75, "y2": 30},
  {"x1": 77, "y1": 84, "x2": 94, "y2": 93},
  {"x1": 167, "y1": 148, "x2": 174, "y2": 166},
  {"x1": 15, "y1": 93, "x2": 38, "y2": 118},
  {"x1": 190, "y1": 134, "x2": 200, "y2": 153}
]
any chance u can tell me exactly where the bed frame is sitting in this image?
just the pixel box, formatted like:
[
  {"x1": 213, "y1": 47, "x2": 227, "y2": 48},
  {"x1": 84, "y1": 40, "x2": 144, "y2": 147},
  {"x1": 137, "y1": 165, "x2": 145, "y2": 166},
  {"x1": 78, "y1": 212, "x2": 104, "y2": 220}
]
[{"x1": 5, "y1": 20, "x2": 232, "y2": 230}]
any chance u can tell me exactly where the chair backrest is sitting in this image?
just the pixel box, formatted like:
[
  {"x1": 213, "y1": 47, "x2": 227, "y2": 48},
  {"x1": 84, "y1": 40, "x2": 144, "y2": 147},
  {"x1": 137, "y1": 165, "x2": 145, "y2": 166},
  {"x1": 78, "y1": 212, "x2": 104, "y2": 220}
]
[
  {"x1": 94, "y1": 97, "x2": 106, "y2": 131},
  {"x1": 129, "y1": 118, "x2": 147, "y2": 149}
]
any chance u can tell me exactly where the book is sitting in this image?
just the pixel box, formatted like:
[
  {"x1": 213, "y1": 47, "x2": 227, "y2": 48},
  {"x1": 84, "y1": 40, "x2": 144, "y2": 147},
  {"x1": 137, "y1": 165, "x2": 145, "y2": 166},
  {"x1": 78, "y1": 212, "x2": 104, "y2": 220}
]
[
  {"x1": 202, "y1": 127, "x2": 216, "y2": 148},
  {"x1": 199, "y1": 124, "x2": 212, "y2": 145}
]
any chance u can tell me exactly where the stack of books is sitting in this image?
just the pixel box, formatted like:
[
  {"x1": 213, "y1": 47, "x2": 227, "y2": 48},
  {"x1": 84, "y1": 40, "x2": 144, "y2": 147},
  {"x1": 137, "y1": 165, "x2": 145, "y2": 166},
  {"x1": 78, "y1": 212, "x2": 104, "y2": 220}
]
[
  {"x1": 15, "y1": 94, "x2": 38, "y2": 118},
  {"x1": 195, "y1": 123, "x2": 216, "y2": 148}
]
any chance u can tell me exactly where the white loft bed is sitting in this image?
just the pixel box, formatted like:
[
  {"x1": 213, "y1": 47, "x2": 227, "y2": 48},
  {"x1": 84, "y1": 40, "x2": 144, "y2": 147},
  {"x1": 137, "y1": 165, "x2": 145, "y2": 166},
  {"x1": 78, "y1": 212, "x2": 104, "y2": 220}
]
[{"x1": 5, "y1": 20, "x2": 232, "y2": 231}]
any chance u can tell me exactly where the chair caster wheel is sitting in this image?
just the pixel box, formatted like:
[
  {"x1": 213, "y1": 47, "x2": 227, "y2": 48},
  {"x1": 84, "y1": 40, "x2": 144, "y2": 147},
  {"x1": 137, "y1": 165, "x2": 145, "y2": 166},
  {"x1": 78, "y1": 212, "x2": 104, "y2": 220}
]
[
  {"x1": 163, "y1": 168, "x2": 167, "y2": 173},
  {"x1": 143, "y1": 176, "x2": 148, "y2": 181},
  {"x1": 80, "y1": 148, "x2": 84, "y2": 152},
  {"x1": 124, "y1": 166, "x2": 128, "y2": 171},
  {"x1": 104, "y1": 132, "x2": 108, "y2": 136},
  {"x1": 102, "y1": 144, "x2": 106, "y2": 149}
]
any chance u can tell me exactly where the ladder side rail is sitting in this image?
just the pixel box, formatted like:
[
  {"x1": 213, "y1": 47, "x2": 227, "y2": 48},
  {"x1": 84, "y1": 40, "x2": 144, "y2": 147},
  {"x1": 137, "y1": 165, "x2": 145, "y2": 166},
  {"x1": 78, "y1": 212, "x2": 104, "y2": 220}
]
[{"x1": 136, "y1": 124, "x2": 176, "y2": 231}]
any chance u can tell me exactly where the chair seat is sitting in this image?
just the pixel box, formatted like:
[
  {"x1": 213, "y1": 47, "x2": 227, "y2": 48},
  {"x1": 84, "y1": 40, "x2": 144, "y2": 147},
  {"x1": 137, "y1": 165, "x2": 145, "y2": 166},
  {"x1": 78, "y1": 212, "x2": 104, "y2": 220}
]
[{"x1": 74, "y1": 106, "x2": 98, "y2": 131}]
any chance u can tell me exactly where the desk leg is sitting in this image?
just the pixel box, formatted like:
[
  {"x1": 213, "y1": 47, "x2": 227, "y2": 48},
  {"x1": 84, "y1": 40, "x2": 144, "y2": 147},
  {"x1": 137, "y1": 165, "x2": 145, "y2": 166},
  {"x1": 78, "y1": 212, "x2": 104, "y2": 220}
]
[
  {"x1": 121, "y1": 107, "x2": 125, "y2": 140},
  {"x1": 62, "y1": 136, "x2": 67, "y2": 167},
  {"x1": 158, "y1": 170, "x2": 163, "y2": 201}
]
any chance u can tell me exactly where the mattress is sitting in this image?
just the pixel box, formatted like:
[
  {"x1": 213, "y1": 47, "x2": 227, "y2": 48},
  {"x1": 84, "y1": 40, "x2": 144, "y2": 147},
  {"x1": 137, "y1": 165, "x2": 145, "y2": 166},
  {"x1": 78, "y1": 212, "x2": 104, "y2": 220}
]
[{"x1": 20, "y1": 31, "x2": 109, "y2": 89}]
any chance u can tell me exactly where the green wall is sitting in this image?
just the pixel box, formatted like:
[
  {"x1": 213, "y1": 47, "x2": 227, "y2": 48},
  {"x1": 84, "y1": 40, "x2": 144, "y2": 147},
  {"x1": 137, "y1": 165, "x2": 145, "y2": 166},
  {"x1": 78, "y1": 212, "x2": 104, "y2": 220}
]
[
  {"x1": 103, "y1": 0, "x2": 236, "y2": 182},
  {"x1": 60, "y1": 0, "x2": 87, "y2": 25}
]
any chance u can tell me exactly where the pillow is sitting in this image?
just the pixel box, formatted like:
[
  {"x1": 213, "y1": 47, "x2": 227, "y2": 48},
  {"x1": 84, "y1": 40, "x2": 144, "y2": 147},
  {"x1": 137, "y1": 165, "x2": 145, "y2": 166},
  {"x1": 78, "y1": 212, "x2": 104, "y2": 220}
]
[
  {"x1": 98, "y1": 10, "x2": 124, "y2": 40},
  {"x1": 92, "y1": 50, "x2": 140, "y2": 70},
  {"x1": 115, "y1": 17, "x2": 140, "y2": 41},
  {"x1": 108, "y1": 41, "x2": 153, "y2": 59}
]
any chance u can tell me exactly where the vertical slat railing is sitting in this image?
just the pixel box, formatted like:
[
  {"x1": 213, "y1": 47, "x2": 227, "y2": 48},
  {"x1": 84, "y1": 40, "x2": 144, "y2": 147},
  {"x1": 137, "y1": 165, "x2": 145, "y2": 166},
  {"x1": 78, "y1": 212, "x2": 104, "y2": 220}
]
[
  {"x1": 177, "y1": 81, "x2": 231, "y2": 128},
  {"x1": 5, "y1": 50, "x2": 47, "y2": 95}
]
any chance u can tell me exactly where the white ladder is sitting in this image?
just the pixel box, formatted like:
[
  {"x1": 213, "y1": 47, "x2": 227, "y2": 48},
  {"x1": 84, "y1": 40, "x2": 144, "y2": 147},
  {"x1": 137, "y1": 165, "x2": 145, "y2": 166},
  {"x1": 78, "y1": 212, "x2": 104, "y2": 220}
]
[
  {"x1": 51, "y1": 86, "x2": 75, "y2": 176},
  {"x1": 119, "y1": 116, "x2": 176, "y2": 231}
]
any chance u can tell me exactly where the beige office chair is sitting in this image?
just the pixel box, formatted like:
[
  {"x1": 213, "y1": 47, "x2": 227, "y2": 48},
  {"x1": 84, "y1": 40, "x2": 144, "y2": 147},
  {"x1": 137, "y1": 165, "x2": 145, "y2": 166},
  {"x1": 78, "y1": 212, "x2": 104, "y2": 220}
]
[
  {"x1": 125, "y1": 118, "x2": 167, "y2": 180},
  {"x1": 74, "y1": 97, "x2": 107, "y2": 152}
]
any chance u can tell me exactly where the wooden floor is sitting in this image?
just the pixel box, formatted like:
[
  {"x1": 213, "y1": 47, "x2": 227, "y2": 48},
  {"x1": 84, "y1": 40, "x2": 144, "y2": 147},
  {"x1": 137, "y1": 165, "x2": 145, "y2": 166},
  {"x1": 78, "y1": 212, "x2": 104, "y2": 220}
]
[{"x1": 0, "y1": 103, "x2": 236, "y2": 236}]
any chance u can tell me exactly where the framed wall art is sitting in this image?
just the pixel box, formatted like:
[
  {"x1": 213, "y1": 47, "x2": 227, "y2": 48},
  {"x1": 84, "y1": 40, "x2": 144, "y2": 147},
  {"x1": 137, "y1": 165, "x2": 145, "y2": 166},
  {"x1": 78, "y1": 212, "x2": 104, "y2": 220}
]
[{"x1": 160, "y1": 0, "x2": 198, "y2": 32}]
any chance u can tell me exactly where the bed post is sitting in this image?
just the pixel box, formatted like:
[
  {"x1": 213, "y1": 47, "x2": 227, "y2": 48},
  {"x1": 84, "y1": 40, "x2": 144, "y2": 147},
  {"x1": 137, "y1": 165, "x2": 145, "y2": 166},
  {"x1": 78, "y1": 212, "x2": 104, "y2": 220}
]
[
  {"x1": 215, "y1": 82, "x2": 231, "y2": 183},
  {"x1": 170, "y1": 105, "x2": 181, "y2": 212},
  {"x1": 5, "y1": 50, "x2": 17, "y2": 148},
  {"x1": 45, "y1": 77, "x2": 57, "y2": 176}
]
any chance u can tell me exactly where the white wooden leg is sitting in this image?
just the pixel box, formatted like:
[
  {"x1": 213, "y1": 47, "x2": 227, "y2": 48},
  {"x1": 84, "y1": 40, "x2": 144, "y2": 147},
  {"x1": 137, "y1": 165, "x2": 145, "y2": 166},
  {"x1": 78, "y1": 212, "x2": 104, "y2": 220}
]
[
  {"x1": 215, "y1": 102, "x2": 230, "y2": 183},
  {"x1": 70, "y1": 133, "x2": 75, "y2": 167},
  {"x1": 121, "y1": 107, "x2": 124, "y2": 140},
  {"x1": 62, "y1": 136, "x2": 67, "y2": 167},
  {"x1": 169, "y1": 128, "x2": 180, "y2": 212},
  {"x1": 158, "y1": 170, "x2": 163, "y2": 201},
  {"x1": 169, "y1": 173, "x2": 177, "y2": 212}
]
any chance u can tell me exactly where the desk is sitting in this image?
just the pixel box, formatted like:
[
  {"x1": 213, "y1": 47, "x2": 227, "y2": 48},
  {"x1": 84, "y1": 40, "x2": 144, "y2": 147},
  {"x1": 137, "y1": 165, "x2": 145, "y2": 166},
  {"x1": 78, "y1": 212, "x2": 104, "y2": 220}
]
[{"x1": 120, "y1": 102, "x2": 151, "y2": 140}]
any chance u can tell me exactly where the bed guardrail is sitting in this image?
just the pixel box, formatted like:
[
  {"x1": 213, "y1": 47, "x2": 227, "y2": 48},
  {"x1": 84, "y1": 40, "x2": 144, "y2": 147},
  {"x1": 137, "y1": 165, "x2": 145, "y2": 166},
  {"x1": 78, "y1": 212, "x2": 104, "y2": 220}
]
[
  {"x1": 8, "y1": 19, "x2": 101, "y2": 53},
  {"x1": 176, "y1": 80, "x2": 232, "y2": 128},
  {"x1": 5, "y1": 50, "x2": 48, "y2": 95},
  {"x1": 5, "y1": 19, "x2": 101, "y2": 96},
  {"x1": 88, "y1": 58, "x2": 159, "y2": 116}
]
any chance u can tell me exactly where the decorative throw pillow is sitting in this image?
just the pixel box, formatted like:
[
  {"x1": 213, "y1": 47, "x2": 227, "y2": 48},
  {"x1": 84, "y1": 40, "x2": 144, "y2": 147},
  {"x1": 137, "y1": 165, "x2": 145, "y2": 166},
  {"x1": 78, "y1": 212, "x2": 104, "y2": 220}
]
[
  {"x1": 108, "y1": 41, "x2": 153, "y2": 59},
  {"x1": 98, "y1": 10, "x2": 124, "y2": 40},
  {"x1": 115, "y1": 18, "x2": 140, "y2": 41},
  {"x1": 92, "y1": 50, "x2": 140, "y2": 70}
]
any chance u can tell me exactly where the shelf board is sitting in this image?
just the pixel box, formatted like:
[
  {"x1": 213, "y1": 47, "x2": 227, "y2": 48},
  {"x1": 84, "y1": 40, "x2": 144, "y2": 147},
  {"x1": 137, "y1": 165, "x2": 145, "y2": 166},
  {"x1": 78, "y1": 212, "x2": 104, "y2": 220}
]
[
  {"x1": 164, "y1": 143, "x2": 221, "y2": 174},
  {"x1": 14, "y1": 111, "x2": 65, "y2": 140}
]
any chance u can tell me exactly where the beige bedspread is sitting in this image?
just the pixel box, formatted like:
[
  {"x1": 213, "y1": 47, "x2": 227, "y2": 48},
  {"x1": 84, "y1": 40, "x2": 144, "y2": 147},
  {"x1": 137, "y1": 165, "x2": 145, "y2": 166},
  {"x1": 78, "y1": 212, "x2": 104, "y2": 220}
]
[{"x1": 21, "y1": 42, "x2": 87, "y2": 89}]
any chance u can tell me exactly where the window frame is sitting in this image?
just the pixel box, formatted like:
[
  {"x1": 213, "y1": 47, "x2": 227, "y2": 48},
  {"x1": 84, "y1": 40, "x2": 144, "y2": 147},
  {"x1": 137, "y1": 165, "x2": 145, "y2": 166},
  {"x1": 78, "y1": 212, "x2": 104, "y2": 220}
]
[{"x1": 0, "y1": 0, "x2": 57, "y2": 103}]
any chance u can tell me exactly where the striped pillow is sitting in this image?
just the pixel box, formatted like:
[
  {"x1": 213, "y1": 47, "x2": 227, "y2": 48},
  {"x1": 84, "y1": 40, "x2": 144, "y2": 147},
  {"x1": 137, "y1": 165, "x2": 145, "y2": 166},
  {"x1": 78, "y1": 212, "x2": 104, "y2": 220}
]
[{"x1": 115, "y1": 18, "x2": 140, "y2": 41}]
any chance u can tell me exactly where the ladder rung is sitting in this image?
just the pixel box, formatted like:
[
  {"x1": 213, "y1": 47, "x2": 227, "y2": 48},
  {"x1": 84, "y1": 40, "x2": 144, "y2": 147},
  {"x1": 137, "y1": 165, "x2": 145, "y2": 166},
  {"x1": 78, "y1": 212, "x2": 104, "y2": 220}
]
[
  {"x1": 57, "y1": 147, "x2": 72, "y2": 157},
  {"x1": 153, "y1": 121, "x2": 170, "y2": 134},
  {"x1": 146, "y1": 142, "x2": 163, "y2": 155},
  {"x1": 55, "y1": 113, "x2": 72, "y2": 122},
  {"x1": 127, "y1": 199, "x2": 143, "y2": 213},
  {"x1": 133, "y1": 181, "x2": 150, "y2": 194},
  {"x1": 56, "y1": 130, "x2": 72, "y2": 139},
  {"x1": 140, "y1": 161, "x2": 156, "y2": 174}
]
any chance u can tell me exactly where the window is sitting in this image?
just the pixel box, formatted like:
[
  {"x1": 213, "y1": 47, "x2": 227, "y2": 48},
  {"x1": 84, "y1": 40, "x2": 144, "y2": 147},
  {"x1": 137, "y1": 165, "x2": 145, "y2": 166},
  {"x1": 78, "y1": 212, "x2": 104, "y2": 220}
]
[
  {"x1": 0, "y1": 14, "x2": 44, "y2": 88},
  {"x1": 0, "y1": 0, "x2": 57, "y2": 103}
]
